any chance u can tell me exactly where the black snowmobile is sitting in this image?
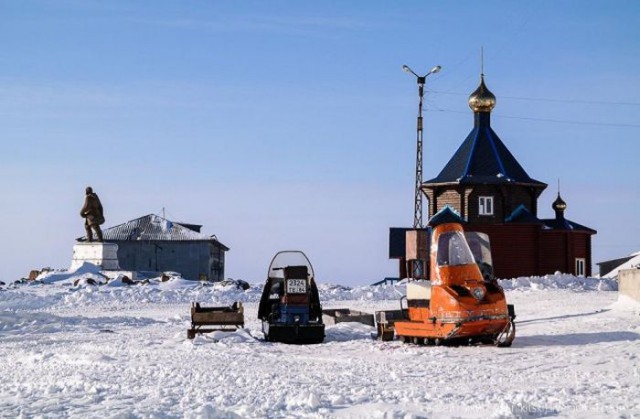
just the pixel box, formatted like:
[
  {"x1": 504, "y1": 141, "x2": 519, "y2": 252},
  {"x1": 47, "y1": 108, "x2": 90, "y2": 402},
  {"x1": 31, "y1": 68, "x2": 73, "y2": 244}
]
[{"x1": 257, "y1": 251, "x2": 324, "y2": 344}]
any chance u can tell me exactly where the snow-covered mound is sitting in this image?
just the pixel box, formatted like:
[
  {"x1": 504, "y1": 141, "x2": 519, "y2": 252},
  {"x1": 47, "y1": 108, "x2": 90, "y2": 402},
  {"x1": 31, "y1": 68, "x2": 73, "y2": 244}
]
[
  {"x1": 317, "y1": 283, "x2": 403, "y2": 301},
  {"x1": 0, "y1": 266, "x2": 618, "y2": 313},
  {"x1": 501, "y1": 272, "x2": 617, "y2": 291},
  {"x1": 36, "y1": 262, "x2": 107, "y2": 285}
]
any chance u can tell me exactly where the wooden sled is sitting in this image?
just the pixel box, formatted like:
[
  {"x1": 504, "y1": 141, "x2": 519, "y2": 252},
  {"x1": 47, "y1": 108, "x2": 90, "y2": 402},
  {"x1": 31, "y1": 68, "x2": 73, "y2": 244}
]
[{"x1": 187, "y1": 302, "x2": 245, "y2": 339}]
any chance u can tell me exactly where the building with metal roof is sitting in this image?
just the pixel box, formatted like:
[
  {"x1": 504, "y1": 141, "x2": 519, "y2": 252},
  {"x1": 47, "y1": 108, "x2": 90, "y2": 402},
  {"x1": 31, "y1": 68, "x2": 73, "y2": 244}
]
[
  {"x1": 79, "y1": 214, "x2": 229, "y2": 281},
  {"x1": 597, "y1": 252, "x2": 640, "y2": 278}
]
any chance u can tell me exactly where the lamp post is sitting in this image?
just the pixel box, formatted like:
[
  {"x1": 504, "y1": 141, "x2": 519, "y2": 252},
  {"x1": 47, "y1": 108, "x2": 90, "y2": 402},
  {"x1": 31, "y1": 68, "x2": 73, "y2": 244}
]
[
  {"x1": 403, "y1": 64, "x2": 441, "y2": 278},
  {"x1": 403, "y1": 64, "x2": 441, "y2": 228}
]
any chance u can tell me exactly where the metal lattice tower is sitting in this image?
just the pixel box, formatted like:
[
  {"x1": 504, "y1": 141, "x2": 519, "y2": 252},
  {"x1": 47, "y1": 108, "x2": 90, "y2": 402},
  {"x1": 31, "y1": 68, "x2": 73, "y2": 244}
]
[
  {"x1": 403, "y1": 64, "x2": 440, "y2": 279},
  {"x1": 403, "y1": 64, "x2": 441, "y2": 229},
  {"x1": 414, "y1": 81, "x2": 425, "y2": 228}
]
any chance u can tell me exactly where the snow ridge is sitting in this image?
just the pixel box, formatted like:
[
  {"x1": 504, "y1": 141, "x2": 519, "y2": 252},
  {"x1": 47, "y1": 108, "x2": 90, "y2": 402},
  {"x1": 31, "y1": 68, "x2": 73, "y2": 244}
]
[{"x1": 1, "y1": 269, "x2": 618, "y2": 313}]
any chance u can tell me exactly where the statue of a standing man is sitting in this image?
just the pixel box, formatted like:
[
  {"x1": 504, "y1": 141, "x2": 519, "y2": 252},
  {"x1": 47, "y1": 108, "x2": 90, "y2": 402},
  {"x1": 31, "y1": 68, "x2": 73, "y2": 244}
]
[{"x1": 80, "y1": 186, "x2": 105, "y2": 242}]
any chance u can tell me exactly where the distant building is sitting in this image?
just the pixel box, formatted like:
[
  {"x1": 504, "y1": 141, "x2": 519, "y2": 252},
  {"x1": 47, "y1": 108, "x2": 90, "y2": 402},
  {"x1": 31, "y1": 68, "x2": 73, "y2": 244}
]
[
  {"x1": 80, "y1": 214, "x2": 229, "y2": 281},
  {"x1": 394, "y1": 74, "x2": 596, "y2": 279},
  {"x1": 597, "y1": 252, "x2": 640, "y2": 278}
]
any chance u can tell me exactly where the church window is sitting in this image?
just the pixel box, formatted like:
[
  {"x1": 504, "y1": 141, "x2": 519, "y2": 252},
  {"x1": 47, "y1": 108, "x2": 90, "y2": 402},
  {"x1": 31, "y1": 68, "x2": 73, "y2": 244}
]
[{"x1": 479, "y1": 196, "x2": 494, "y2": 216}]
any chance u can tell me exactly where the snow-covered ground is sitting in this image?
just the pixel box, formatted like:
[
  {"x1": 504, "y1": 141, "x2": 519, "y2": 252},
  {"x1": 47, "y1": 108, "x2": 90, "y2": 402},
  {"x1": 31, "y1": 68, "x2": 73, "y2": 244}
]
[{"x1": 1, "y1": 272, "x2": 638, "y2": 418}]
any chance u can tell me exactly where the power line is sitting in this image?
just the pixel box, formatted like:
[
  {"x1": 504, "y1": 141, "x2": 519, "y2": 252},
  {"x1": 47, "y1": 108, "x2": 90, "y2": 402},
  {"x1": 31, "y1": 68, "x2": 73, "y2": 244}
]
[
  {"x1": 496, "y1": 114, "x2": 640, "y2": 128},
  {"x1": 430, "y1": 90, "x2": 640, "y2": 107},
  {"x1": 430, "y1": 107, "x2": 640, "y2": 128}
]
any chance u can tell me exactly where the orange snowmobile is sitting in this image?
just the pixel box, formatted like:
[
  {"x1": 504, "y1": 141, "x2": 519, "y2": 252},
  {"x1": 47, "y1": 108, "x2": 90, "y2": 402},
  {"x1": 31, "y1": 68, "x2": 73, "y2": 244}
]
[{"x1": 378, "y1": 208, "x2": 515, "y2": 346}]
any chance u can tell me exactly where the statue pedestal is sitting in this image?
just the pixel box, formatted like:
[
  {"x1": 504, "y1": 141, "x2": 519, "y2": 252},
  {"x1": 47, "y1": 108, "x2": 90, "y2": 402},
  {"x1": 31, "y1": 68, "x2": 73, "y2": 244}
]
[{"x1": 71, "y1": 242, "x2": 120, "y2": 271}]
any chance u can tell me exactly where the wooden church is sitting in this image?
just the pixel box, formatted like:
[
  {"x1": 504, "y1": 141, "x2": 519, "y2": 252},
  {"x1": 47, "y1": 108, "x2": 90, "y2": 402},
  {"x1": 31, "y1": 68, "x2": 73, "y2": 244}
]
[{"x1": 400, "y1": 74, "x2": 596, "y2": 279}]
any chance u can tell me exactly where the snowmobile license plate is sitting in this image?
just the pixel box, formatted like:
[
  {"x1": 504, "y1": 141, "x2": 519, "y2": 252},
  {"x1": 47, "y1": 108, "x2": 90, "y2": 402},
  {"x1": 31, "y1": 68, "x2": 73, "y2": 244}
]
[{"x1": 286, "y1": 279, "x2": 307, "y2": 294}]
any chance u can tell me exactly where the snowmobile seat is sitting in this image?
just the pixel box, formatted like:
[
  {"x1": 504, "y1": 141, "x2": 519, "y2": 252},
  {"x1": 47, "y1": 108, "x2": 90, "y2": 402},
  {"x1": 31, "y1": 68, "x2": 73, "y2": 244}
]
[{"x1": 284, "y1": 265, "x2": 308, "y2": 280}]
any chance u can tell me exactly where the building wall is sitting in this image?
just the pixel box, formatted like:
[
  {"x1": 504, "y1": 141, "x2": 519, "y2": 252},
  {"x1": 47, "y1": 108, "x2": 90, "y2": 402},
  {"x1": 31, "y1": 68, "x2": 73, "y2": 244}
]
[
  {"x1": 538, "y1": 232, "x2": 568, "y2": 274},
  {"x1": 112, "y1": 240, "x2": 226, "y2": 281},
  {"x1": 509, "y1": 187, "x2": 537, "y2": 217},
  {"x1": 570, "y1": 233, "x2": 592, "y2": 276},
  {"x1": 619, "y1": 269, "x2": 640, "y2": 302},
  {"x1": 435, "y1": 189, "x2": 461, "y2": 215},
  {"x1": 467, "y1": 185, "x2": 537, "y2": 223},
  {"x1": 466, "y1": 223, "x2": 593, "y2": 278},
  {"x1": 210, "y1": 244, "x2": 225, "y2": 281},
  {"x1": 466, "y1": 186, "x2": 505, "y2": 224},
  {"x1": 420, "y1": 184, "x2": 593, "y2": 278},
  {"x1": 467, "y1": 223, "x2": 538, "y2": 279},
  {"x1": 539, "y1": 231, "x2": 592, "y2": 276},
  {"x1": 427, "y1": 185, "x2": 537, "y2": 223}
]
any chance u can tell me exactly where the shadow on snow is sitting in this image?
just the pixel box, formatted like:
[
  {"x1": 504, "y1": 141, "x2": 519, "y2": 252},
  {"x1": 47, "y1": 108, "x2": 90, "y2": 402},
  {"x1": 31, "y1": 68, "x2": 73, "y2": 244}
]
[
  {"x1": 517, "y1": 309, "x2": 610, "y2": 325},
  {"x1": 515, "y1": 331, "x2": 640, "y2": 347}
]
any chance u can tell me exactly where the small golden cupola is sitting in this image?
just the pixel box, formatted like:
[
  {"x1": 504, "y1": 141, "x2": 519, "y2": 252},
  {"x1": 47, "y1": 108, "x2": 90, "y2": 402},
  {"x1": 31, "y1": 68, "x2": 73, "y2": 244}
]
[
  {"x1": 553, "y1": 193, "x2": 567, "y2": 221},
  {"x1": 468, "y1": 74, "x2": 497, "y2": 113},
  {"x1": 553, "y1": 193, "x2": 567, "y2": 211}
]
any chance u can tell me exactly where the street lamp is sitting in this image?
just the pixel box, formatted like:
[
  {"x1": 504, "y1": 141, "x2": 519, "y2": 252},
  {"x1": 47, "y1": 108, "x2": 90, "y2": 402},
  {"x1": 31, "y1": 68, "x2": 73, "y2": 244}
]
[
  {"x1": 403, "y1": 64, "x2": 441, "y2": 229},
  {"x1": 403, "y1": 64, "x2": 441, "y2": 279}
]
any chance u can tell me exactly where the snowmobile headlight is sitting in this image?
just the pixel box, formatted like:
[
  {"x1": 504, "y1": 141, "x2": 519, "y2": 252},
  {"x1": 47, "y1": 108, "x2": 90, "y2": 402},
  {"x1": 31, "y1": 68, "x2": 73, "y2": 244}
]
[
  {"x1": 472, "y1": 287, "x2": 486, "y2": 300},
  {"x1": 294, "y1": 315, "x2": 300, "y2": 323}
]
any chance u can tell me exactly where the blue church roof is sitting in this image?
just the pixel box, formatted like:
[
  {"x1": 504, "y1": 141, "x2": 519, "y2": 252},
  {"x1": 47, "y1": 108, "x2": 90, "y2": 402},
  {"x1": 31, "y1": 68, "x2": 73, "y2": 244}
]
[
  {"x1": 505, "y1": 205, "x2": 596, "y2": 233},
  {"x1": 541, "y1": 217, "x2": 597, "y2": 233},
  {"x1": 428, "y1": 206, "x2": 464, "y2": 227},
  {"x1": 424, "y1": 112, "x2": 546, "y2": 188},
  {"x1": 505, "y1": 204, "x2": 543, "y2": 224}
]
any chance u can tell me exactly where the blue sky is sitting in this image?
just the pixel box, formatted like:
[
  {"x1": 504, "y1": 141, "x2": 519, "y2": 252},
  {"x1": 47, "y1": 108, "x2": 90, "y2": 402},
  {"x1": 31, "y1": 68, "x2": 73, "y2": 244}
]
[{"x1": 1, "y1": 1, "x2": 638, "y2": 285}]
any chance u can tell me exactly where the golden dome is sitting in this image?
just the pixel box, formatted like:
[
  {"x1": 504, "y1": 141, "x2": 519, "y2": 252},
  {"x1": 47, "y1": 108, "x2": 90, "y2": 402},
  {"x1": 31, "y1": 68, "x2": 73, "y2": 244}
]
[
  {"x1": 468, "y1": 74, "x2": 496, "y2": 112},
  {"x1": 552, "y1": 193, "x2": 567, "y2": 212}
]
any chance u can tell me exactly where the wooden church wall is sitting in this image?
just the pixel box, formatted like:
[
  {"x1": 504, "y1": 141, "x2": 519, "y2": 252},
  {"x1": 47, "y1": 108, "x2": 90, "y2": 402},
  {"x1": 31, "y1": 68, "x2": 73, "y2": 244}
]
[
  {"x1": 538, "y1": 232, "x2": 569, "y2": 275},
  {"x1": 434, "y1": 189, "x2": 461, "y2": 215},
  {"x1": 466, "y1": 223, "x2": 539, "y2": 279},
  {"x1": 467, "y1": 224, "x2": 594, "y2": 278}
]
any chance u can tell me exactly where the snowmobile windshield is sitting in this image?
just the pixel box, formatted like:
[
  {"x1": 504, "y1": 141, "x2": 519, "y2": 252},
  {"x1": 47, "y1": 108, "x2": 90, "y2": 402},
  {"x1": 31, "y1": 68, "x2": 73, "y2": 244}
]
[
  {"x1": 465, "y1": 232, "x2": 493, "y2": 268},
  {"x1": 268, "y1": 251, "x2": 315, "y2": 279},
  {"x1": 436, "y1": 231, "x2": 476, "y2": 266}
]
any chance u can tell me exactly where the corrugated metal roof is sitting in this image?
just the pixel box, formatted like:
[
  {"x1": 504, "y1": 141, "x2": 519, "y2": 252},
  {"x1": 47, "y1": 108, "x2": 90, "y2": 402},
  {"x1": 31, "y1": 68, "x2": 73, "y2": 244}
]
[{"x1": 96, "y1": 214, "x2": 228, "y2": 247}]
